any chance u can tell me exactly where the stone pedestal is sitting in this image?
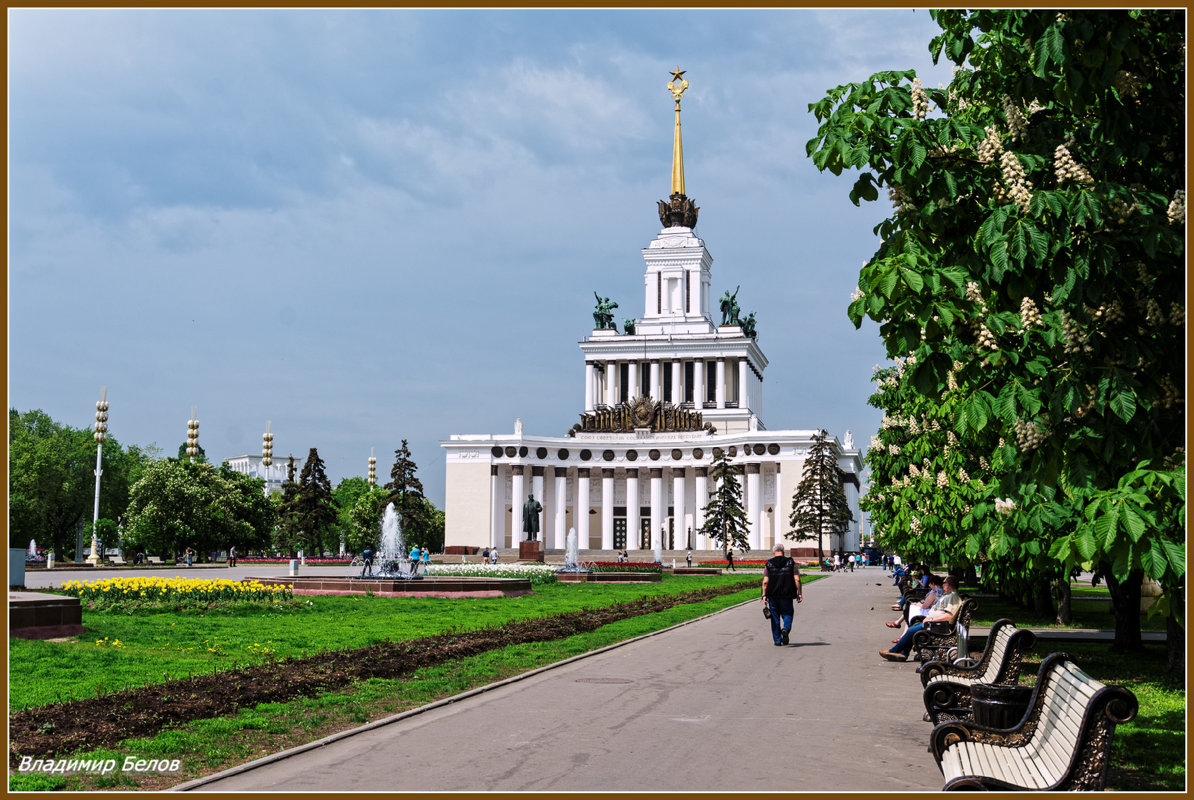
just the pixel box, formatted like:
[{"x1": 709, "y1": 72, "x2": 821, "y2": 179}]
[{"x1": 519, "y1": 541, "x2": 543, "y2": 562}]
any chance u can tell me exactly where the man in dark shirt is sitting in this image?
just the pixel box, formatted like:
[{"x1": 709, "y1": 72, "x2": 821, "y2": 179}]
[{"x1": 761, "y1": 543, "x2": 803, "y2": 646}]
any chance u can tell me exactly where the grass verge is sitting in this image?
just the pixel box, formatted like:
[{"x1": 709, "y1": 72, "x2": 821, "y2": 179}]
[{"x1": 9, "y1": 580, "x2": 761, "y2": 791}]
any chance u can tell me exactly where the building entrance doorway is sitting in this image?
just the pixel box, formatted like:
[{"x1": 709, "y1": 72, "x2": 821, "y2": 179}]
[
  {"x1": 613, "y1": 518, "x2": 627, "y2": 550},
  {"x1": 639, "y1": 518, "x2": 651, "y2": 550}
]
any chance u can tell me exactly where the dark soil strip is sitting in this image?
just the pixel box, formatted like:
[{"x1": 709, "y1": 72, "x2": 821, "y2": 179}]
[{"x1": 10, "y1": 581, "x2": 755, "y2": 764}]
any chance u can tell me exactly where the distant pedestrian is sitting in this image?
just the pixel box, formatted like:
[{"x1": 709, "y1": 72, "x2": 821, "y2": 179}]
[
  {"x1": 409, "y1": 545, "x2": 421, "y2": 565},
  {"x1": 848, "y1": 553, "x2": 855, "y2": 572},
  {"x1": 185, "y1": 547, "x2": 194, "y2": 568},
  {"x1": 135, "y1": 551, "x2": 144, "y2": 566},
  {"x1": 491, "y1": 548, "x2": 499, "y2": 565},
  {"x1": 228, "y1": 546, "x2": 237, "y2": 568},
  {"x1": 725, "y1": 549, "x2": 735, "y2": 572},
  {"x1": 686, "y1": 550, "x2": 692, "y2": 568},
  {"x1": 421, "y1": 549, "x2": 431, "y2": 565},
  {"x1": 833, "y1": 553, "x2": 841, "y2": 572},
  {"x1": 361, "y1": 547, "x2": 375, "y2": 577},
  {"x1": 482, "y1": 547, "x2": 490, "y2": 563},
  {"x1": 762, "y1": 543, "x2": 802, "y2": 646}
]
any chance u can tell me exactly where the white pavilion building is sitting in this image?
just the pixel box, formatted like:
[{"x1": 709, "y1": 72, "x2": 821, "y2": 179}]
[{"x1": 441, "y1": 71, "x2": 862, "y2": 556}]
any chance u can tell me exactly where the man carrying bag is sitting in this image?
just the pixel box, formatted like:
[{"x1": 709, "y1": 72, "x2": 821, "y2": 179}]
[{"x1": 761, "y1": 543, "x2": 803, "y2": 646}]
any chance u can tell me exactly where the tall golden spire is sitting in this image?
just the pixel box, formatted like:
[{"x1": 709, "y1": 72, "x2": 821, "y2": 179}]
[
  {"x1": 658, "y1": 67, "x2": 699, "y2": 228},
  {"x1": 668, "y1": 66, "x2": 688, "y2": 196}
]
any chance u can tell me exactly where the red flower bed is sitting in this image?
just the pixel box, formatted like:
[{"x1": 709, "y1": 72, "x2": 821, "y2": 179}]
[
  {"x1": 582, "y1": 561, "x2": 663, "y2": 573},
  {"x1": 238, "y1": 557, "x2": 354, "y2": 565}
]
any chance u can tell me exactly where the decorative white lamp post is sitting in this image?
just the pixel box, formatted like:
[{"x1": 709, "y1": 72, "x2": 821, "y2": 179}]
[
  {"x1": 261, "y1": 420, "x2": 273, "y2": 497},
  {"x1": 368, "y1": 448, "x2": 377, "y2": 487},
  {"x1": 186, "y1": 407, "x2": 200, "y2": 463},
  {"x1": 87, "y1": 386, "x2": 109, "y2": 566}
]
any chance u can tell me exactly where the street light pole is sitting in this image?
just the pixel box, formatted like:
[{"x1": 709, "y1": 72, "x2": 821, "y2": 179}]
[
  {"x1": 186, "y1": 407, "x2": 199, "y2": 463},
  {"x1": 87, "y1": 386, "x2": 109, "y2": 566},
  {"x1": 368, "y1": 448, "x2": 377, "y2": 488},
  {"x1": 261, "y1": 420, "x2": 273, "y2": 497}
]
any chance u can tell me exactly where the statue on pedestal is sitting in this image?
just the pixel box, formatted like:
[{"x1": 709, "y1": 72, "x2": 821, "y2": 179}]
[
  {"x1": 719, "y1": 286, "x2": 741, "y2": 325},
  {"x1": 522, "y1": 494, "x2": 543, "y2": 542},
  {"x1": 623, "y1": 318, "x2": 636, "y2": 335},
  {"x1": 593, "y1": 293, "x2": 619, "y2": 330}
]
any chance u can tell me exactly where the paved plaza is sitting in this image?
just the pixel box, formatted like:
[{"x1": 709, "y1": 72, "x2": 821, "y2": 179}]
[{"x1": 127, "y1": 565, "x2": 944, "y2": 792}]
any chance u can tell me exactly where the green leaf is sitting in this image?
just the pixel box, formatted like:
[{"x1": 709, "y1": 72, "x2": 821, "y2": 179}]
[
  {"x1": 1160, "y1": 538, "x2": 1186, "y2": 578},
  {"x1": 1140, "y1": 537, "x2": 1167, "y2": 580},
  {"x1": 1093, "y1": 506, "x2": 1119, "y2": 549},
  {"x1": 1121, "y1": 503, "x2": 1147, "y2": 542},
  {"x1": 1109, "y1": 389, "x2": 1137, "y2": 422},
  {"x1": 900, "y1": 267, "x2": 924, "y2": 293},
  {"x1": 910, "y1": 140, "x2": 927, "y2": 170},
  {"x1": 1075, "y1": 527, "x2": 1097, "y2": 561},
  {"x1": 877, "y1": 266, "x2": 899, "y2": 298}
]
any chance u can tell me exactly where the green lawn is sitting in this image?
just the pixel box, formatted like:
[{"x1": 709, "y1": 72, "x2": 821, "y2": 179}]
[
  {"x1": 9, "y1": 577, "x2": 766, "y2": 791},
  {"x1": 1016, "y1": 641, "x2": 1185, "y2": 792},
  {"x1": 10, "y1": 574, "x2": 758, "y2": 711}
]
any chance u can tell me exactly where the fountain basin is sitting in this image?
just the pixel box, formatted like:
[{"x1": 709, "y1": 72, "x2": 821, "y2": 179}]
[
  {"x1": 556, "y1": 572, "x2": 662, "y2": 583},
  {"x1": 248, "y1": 576, "x2": 533, "y2": 598}
]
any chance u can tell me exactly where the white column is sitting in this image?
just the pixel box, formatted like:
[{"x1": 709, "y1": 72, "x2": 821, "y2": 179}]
[
  {"x1": 584, "y1": 362, "x2": 595, "y2": 412},
  {"x1": 576, "y1": 468, "x2": 591, "y2": 549},
  {"x1": 670, "y1": 360, "x2": 682, "y2": 405},
  {"x1": 746, "y1": 463, "x2": 761, "y2": 551},
  {"x1": 772, "y1": 463, "x2": 783, "y2": 549},
  {"x1": 672, "y1": 467, "x2": 687, "y2": 550},
  {"x1": 554, "y1": 468, "x2": 567, "y2": 549},
  {"x1": 626, "y1": 469, "x2": 640, "y2": 550},
  {"x1": 649, "y1": 361, "x2": 661, "y2": 402},
  {"x1": 605, "y1": 361, "x2": 616, "y2": 406},
  {"x1": 693, "y1": 359, "x2": 705, "y2": 408},
  {"x1": 739, "y1": 358, "x2": 749, "y2": 410},
  {"x1": 694, "y1": 467, "x2": 709, "y2": 549},
  {"x1": 532, "y1": 467, "x2": 545, "y2": 542},
  {"x1": 715, "y1": 359, "x2": 726, "y2": 409},
  {"x1": 649, "y1": 468, "x2": 663, "y2": 552},
  {"x1": 490, "y1": 465, "x2": 502, "y2": 549},
  {"x1": 601, "y1": 469, "x2": 614, "y2": 550},
  {"x1": 510, "y1": 467, "x2": 524, "y2": 545},
  {"x1": 627, "y1": 360, "x2": 639, "y2": 399}
]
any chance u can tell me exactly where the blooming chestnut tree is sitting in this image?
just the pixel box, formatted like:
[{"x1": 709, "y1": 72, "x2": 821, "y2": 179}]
[{"x1": 807, "y1": 10, "x2": 1184, "y2": 663}]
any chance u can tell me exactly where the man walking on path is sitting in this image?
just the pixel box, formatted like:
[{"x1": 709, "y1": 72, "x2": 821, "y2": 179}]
[{"x1": 761, "y1": 543, "x2": 802, "y2": 645}]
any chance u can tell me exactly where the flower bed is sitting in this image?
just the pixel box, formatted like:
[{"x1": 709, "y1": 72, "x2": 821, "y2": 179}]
[
  {"x1": 424, "y1": 563, "x2": 559, "y2": 585},
  {"x1": 58, "y1": 576, "x2": 293, "y2": 612},
  {"x1": 580, "y1": 561, "x2": 664, "y2": 573},
  {"x1": 697, "y1": 559, "x2": 817, "y2": 568}
]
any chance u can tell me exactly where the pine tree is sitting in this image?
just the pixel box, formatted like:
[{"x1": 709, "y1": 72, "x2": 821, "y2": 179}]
[
  {"x1": 699, "y1": 448, "x2": 750, "y2": 554},
  {"x1": 384, "y1": 439, "x2": 432, "y2": 550},
  {"x1": 788, "y1": 429, "x2": 855, "y2": 562},
  {"x1": 274, "y1": 456, "x2": 301, "y2": 555},
  {"x1": 277, "y1": 450, "x2": 337, "y2": 556}
]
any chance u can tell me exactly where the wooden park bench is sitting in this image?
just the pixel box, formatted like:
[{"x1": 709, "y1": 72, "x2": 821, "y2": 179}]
[
  {"x1": 108, "y1": 556, "x2": 127, "y2": 566},
  {"x1": 930, "y1": 652, "x2": 1138, "y2": 791},
  {"x1": 921, "y1": 619, "x2": 1038, "y2": 724},
  {"x1": 912, "y1": 597, "x2": 978, "y2": 663},
  {"x1": 146, "y1": 556, "x2": 163, "y2": 565}
]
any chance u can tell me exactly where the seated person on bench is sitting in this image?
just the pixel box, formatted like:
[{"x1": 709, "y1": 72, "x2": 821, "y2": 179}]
[
  {"x1": 880, "y1": 575, "x2": 961, "y2": 662},
  {"x1": 886, "y1": 574, "x2": 943, "y2": 629}
]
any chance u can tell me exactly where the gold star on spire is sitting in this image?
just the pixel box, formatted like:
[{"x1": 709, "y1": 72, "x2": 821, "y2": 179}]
[{"x1": 670, "y1": 66, "x2": 686, "y2": 82}]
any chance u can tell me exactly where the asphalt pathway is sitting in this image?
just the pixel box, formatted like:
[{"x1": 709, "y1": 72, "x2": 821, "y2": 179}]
[{"x1": 171, "y1": 567, "x2": 941, "y2": 792}]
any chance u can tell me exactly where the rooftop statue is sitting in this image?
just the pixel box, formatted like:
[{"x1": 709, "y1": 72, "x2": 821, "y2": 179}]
[
  {"x1": 740, "y1": 311, "x2": 758, "y2": 338},
  {"x1": 719, "y1": 286, "x2": 741, "y2": 326},
  {"x1": 593, "y1": 292, "x2": 619, "y2": 330},
  {"x1": 623, "y1": 318, "x2": 637, "y2": 335}
]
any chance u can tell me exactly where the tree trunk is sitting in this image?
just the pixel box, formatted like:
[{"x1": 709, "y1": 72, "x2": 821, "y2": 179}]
[
  {"x1": 1163, "y1": 580, "x2": 1184, "y2": 676},
  {"x1": 1054, "y1": 577, "x2": 1072, "y2": 625},
  {"x1": 1102, "y1": 565, "x2": 1144, "y2": 652},
  {"x1": 1032, "y1": 581, "x2": 1052, "y2": 617}
]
